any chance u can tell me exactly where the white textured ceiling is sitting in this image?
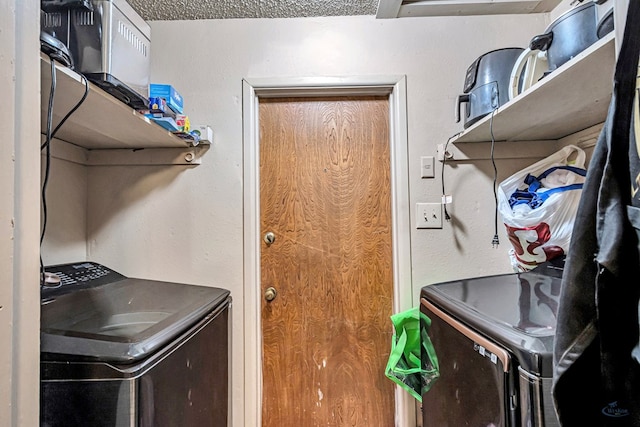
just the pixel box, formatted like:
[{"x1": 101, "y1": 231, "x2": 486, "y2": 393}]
[{"x1": 126, "y1": 0, "x2": 378, "y2": 20}]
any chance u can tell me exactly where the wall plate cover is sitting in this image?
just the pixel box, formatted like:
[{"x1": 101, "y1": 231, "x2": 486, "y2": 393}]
[
  {"x1": 420, "y1": 156, "x2": 435, "y2": 178},
  {"x1": 416, "y1": 203, "x2": 442, "y2": 229}
]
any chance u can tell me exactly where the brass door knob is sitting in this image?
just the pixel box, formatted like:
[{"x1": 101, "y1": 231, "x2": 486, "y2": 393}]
[{"x1": 264, "y1": 287, "x2": 277, "y2": 302}]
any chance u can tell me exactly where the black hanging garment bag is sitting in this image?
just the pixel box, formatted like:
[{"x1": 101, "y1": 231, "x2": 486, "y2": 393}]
[{"x1": 552, "y1": 2, "x2": 640, "y2": 425}]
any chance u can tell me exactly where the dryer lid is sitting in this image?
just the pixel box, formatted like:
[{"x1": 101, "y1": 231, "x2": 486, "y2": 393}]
[{"x1": 420, "y1": 258, "x2": 563, "y2": 376}]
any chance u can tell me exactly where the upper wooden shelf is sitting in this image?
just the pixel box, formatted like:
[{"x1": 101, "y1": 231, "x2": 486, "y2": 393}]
[
  {"x1": 40, "y1": 54, "x2": 190, "y2": 150},
  {"x1": 376, "y1": 0, "x2": 562, "y2": 18},
  {"x1": 451, "y1": 32, "x2": 616, "y2": 144}
]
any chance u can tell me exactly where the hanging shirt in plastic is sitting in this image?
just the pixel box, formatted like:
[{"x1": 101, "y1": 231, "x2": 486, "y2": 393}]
[{"x1": 552, "y1": 2, "x2": 640, "y2": 425}]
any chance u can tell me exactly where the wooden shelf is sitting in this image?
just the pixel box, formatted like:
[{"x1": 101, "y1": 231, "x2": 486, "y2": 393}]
[
  {"x1": 376, "y1": 0, "x2": 562, "y2": 18},
  {"x1": 40, "y1": 54, "x2": 190, "y2": 150},
  {"x1": 451, "y1": 32, "x2": 616, "y2": 144}
]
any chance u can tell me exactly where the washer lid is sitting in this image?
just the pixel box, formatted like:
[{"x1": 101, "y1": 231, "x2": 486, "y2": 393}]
[{"x1": 41, "y1": 277, "x2": 230, "y2": 363}]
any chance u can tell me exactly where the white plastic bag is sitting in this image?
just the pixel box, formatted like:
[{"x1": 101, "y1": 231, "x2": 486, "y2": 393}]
[{"x1": 497, "y1": 145, "x2": 587, "y2": 271}]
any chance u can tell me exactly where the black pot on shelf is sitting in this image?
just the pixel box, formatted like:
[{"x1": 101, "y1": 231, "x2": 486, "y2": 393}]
[
  {"x1": 455, "y1": 47, "x2": 524, "y2": 129},
  {"x1": 529, "y1": 1, "x2": 599, "y2": 74},
  {"x1": 597, "y1": 6, "x2": 614, "y2": 39}
]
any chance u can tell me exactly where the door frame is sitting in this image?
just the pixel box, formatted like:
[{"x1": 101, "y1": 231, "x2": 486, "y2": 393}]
[{"x1": 242, "y1": 75, "x2": 413, "y2": 426}]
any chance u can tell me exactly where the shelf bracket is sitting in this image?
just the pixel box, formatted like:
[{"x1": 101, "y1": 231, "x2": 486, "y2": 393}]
[
  {"x1": 437, "y1": 140, "x2": 559, "y2": 162},
  {"x1": 46, "y1": 139, "x2": 209, "y2": 166},
  {"x1": 86, "y1": 146, "x2": 208, "y2": 166}
]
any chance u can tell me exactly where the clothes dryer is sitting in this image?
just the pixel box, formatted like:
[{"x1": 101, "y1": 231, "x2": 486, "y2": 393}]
[{"x1": 420, "y1": 260, "x2": 563, "y2": 427}]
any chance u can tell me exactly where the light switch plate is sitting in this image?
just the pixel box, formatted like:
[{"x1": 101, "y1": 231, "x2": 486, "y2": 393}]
[
  {"x1": 420, "y1": 156, "x2": 435, "y2": 178},
  {"x1": 416, "y1": 203, "x2": 442, "y2": 229}
]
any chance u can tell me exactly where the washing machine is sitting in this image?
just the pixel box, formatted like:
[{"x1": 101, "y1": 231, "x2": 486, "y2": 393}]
[
  {"x1": 420, "y1": 260, "x2": 563, "y2": 427},
  {"x1": 40, "y1": 261, "x2": 231, "y2": 427}
]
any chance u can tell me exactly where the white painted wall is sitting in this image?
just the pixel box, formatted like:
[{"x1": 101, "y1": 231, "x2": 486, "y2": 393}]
[
  {"x1": 40, "y1": 12, "x2": 578, "y2": 427},
  {"x1": 40, "y1": 149, "x2": 88, "y2": 265}
]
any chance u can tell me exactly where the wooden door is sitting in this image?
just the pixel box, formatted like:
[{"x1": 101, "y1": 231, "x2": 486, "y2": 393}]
[{"x1": 259, "y1": 96, "x2": 395, "y2": 427}]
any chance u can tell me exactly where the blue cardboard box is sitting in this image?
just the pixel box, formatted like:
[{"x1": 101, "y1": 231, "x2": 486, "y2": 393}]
[
  {"x1": 149, "y1": 84, "x2": 184, "y2": 114},
  {"x1": 147, "y1": 116, "x2": 180, "y2": 132}
]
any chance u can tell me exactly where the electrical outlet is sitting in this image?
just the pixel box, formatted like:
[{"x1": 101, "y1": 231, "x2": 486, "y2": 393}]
[{"x1": 416, "y1": 203, "x2": 442, "y2": 229}]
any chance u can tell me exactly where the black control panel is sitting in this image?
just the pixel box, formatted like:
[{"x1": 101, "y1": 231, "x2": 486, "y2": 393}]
[{"x1": 41, "y1": 261, "x2": 126, "y2": 300}]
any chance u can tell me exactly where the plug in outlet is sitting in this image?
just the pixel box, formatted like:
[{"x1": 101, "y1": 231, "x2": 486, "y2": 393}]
[{"x1": 416, "y1": 203, "x2": 442, "y2": 229}]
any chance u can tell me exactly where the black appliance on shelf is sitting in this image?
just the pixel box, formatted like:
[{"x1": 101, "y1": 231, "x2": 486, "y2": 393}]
[
  {"x1": 455, "y1": 47, "x2": 524, "y2": 128},
  {"x1": 40, "y1": 0, "x2": 151, "y2": 110},
  {"x1": 40, "y1": 30, "x2": 74, "y2": 69},
  {"x1": 39, "y1": 1, "x2": 94, "y2": 70},
  {"x1": 420, "y1": 259, "x2": 563, "y2": 426},
  {"x1": 40, "y1": 261, "x2": 231, "y2": 427},
  {"x1": 529, "y1": 1, "x2": 599, "y2": 74}
]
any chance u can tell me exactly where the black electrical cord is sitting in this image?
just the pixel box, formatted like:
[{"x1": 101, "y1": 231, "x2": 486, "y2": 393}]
[
  {"x1": 40, "y1": 56, "x2": 90, "y2": 286},
  {"x1": 40, "y1": 57, "x2": 57, "y2": 286},
  {"x1": 440, "y1": 133, "x2": 459, "y2": 221},
  {"x1": 489, "y1": 108, "x2": 500, "y2": 248},
  {"x1": 41, "y1": 67, "x2": 89, "y2": 150}
]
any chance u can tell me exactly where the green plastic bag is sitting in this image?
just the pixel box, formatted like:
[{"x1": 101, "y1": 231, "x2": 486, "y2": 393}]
[{"x1": 385, "y1": 306, "x2": 439, "y2": 402}]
